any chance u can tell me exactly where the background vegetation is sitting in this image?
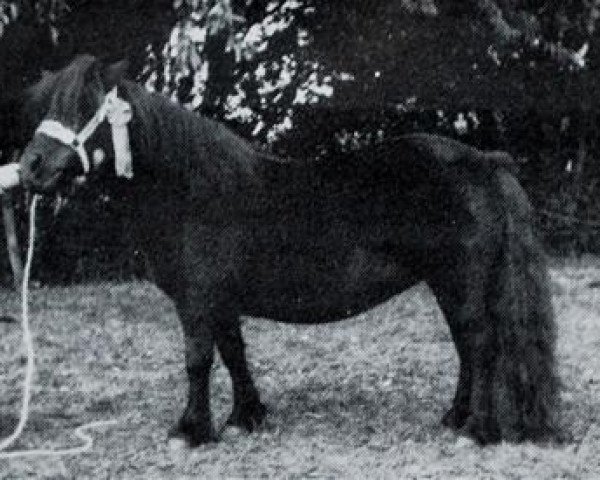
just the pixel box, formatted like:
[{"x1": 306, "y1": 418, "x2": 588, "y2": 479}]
[{"x1": 1, "y1": 0, "x2": 600, "y2": 282}]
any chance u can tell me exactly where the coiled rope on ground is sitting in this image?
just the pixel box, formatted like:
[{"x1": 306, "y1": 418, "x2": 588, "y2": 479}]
[{"x1": 0, "y1": 193, "x2": 118, "y2": 459}]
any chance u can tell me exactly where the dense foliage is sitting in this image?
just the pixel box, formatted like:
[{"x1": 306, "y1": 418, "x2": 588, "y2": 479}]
[{"x1": 2, "y1": 0, "x2": 600, "y2": 284}]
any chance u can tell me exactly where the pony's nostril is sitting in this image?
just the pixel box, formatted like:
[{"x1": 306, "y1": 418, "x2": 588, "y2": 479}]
[{"x1": 30, "y1": 153, "x2": 43, "y2": 173}]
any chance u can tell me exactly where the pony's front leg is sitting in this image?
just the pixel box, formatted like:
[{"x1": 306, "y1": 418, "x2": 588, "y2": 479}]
[
  {"x1": 215, "y1": 318, "x2": 266, "y2": 431},
  {"x1": 169, "y1": 302, "x2": 218, "y2": 446}
]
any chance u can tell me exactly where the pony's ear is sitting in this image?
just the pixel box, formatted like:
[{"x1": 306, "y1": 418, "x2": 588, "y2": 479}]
[{"x1": 101, "y1": 59, "x2": 129, "y2": 91}]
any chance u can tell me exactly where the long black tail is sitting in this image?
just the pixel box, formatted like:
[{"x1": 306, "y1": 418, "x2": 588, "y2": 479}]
[{"x1": 488, "y1": 169, "x2": 558, "y2": 441}]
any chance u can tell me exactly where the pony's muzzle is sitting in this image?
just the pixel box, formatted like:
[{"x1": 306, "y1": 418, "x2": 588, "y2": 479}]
[
  {"x1": 20, "y1": 146, "x2": 81, "y2": 194},
  {"x1": 28, "y1": 152, "x2": 43, "y2": 174},
  {"x1": 19, "y1": 151, "x2": 41, "y2": 190}
]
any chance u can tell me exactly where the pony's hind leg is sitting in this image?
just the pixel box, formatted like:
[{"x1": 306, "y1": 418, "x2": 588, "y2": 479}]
[
  {"x1": 428, "y1": 267, "x2": 477, "y2": 431},
  {"x1": 428, "y1": 247, "x2": 500, "y2": 444},
  {"x1": 215, "y1": 318, "x2": 266, "y2": 432}
]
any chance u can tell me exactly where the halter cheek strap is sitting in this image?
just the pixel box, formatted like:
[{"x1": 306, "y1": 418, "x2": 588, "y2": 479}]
[
  {"x1": 34, "y1": 120, "x2": 92, "y2": 173},
  {"x1": 34, "y1": 88, "x2": 134, "y2": 179}
]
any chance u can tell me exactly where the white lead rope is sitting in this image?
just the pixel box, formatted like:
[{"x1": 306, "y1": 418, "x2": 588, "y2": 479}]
[
  {"x1": 0, "y1": 194, "x2": 38, "y2": 454},
  {"x1": 0, "y1": 194, "x2": 118, "y2": 459}
]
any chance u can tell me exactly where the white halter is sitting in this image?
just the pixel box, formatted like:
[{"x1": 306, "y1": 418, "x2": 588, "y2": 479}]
[{"x1": 35, "y1": 87, "x2": 134, "y2": 179}]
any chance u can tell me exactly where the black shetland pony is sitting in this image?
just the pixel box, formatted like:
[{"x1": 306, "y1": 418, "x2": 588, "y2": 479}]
[{"x1": 19, "y1": 55, "x2": 557, "y2": 446}]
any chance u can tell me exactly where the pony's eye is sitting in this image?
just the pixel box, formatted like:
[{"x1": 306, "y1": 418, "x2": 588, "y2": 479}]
[{"x1": 80, "y1": 88, "x2": 100, "y2": 122}]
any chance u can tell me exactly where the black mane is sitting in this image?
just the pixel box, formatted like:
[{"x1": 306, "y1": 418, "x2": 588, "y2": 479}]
[{"x1": 116, "y1": 80, "x2": 263, "y2": 194}]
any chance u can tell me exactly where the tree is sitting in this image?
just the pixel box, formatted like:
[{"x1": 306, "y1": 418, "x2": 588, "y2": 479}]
[{"x1": 4, "y1": 0, "x2": 600, "y2": 278}]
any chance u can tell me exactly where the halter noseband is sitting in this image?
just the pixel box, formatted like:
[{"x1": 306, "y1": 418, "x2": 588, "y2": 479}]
[{"x1": 35, "y1": 87, "x2": 134, "y2": 179}]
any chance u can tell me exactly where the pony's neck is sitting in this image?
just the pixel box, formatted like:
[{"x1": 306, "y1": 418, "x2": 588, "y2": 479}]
[{"x1": 117, "y1": 81, "x2": 262, "y2": 197}]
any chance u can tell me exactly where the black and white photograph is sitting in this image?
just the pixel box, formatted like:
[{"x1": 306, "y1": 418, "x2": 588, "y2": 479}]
[{"x1": 0, "y1": 1, "x2": 599, "y2": 478}]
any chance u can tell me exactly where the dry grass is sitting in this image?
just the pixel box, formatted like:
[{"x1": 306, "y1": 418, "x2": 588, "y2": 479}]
[{"x1": 1, "y1": 261, "x2": 600, "y2": 478}]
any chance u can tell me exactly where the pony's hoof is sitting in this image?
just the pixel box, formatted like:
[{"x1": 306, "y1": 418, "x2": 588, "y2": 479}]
[
  {"x1": 441, "y1": 405, "x2": 469, "y2": 430},
  {"x1": 226, "y1": 401, "x2": 267, "y2": 432},
  {"x1": 168, "y1": 421, "x2": 216, "y2": 447},
  {"x1": 460, "y1": 415, "x2": 500, "y2": 445}
]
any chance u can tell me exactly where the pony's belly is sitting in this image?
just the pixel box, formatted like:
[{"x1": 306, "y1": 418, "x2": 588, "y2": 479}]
[
  {"x1": 241, "y1": 283, "x2": 415, "y2": 323},
  {"x1": 239, "y1": 246, "x2": 421, "y2": 323}
]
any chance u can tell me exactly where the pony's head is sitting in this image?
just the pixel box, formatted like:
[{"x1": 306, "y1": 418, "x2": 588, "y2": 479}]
[{"x1": 20, "y1": 55, "x2": 130, "y2": 193}]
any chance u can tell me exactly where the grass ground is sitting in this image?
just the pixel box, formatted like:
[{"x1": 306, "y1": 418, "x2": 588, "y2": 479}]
[{"x1": 1, "y1": 261, "x2": 600, "y2": 479}]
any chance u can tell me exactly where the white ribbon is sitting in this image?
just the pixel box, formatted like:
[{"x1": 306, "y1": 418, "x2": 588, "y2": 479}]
[
  {"x1": 34, "y1": 87, "x2": 133, "y2": 179},
  {"x1": 106, "y1": 95, "x2": 133, "y2": 179}
]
